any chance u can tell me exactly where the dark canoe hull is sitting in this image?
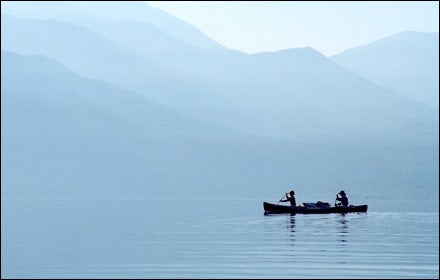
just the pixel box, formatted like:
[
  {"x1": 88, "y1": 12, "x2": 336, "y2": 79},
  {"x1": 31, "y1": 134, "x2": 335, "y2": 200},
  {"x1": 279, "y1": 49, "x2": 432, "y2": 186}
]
[{"x1": 263, "y1": 202, "x2": 368, "y2": 214}]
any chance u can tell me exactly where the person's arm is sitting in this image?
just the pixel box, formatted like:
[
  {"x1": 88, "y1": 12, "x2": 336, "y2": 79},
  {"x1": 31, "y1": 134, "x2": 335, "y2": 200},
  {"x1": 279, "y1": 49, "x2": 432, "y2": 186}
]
[{"x1": 280, "y1": 193, "x2": 290, "y2": 202}]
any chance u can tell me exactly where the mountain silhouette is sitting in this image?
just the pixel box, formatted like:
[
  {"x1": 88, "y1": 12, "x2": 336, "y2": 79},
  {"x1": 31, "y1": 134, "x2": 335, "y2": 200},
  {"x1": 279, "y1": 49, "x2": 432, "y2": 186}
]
[
  {"x1": 2, "y1": 13, "x2": 437, "y2": 143},
  {"x1": 1, "y1": 1, "x2": 227, "y2": 52},
  {"x1": 1, "y1": 3, "x2": 438, "y2": 201},
  {"x1": 331, "y1": 31, "x2": 439, "y2": 108}
]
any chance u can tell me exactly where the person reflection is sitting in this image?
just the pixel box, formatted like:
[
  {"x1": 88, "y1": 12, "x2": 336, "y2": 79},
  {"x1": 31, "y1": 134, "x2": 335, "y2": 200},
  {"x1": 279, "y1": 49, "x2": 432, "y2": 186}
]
[
  {"x1": 287, "y1": 214, "x2": 296, "y2": 243},
  {"x1": 289, "y1": 214, "x2": 296, "y2": 232},
  {"x1": 337, "y1": 213, "x2": 349, "y2": 244}
]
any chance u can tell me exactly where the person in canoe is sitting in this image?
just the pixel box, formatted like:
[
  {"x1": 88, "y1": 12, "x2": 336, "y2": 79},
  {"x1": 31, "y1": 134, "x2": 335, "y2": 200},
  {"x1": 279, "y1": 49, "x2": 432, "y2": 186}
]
[
  {"x1": 280, "y1": 190, "x2": 296, "y2": 207},
  {"x1": 335, "y1": 190, "x2": 349, "y2": 207}
]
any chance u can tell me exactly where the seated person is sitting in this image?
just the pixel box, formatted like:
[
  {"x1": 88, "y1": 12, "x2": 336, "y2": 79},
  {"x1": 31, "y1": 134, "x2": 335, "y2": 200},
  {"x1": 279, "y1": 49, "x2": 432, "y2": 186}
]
[
  {"x1": 335, "y1": 190, "x2": 349, "y2": 207},
  {"x1": 280, "y1": 190, "x2": 296, "y2": 207}
]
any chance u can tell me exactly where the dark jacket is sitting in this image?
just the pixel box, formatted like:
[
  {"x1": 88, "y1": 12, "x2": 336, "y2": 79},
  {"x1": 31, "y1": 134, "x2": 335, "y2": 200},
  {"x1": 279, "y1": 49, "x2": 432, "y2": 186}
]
[
  {"x1": 336, "y1": 195, "x2": 349, "y2": 207},
  {"x1": 281, "y1": 194, "x2": 296, "y2": 207}
]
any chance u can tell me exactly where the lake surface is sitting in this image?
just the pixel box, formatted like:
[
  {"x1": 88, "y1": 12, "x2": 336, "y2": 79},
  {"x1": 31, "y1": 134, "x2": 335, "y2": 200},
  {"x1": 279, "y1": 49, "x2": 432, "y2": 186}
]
[{"x1": 1, "y1": 198, "x2": 439, "y2": 279}]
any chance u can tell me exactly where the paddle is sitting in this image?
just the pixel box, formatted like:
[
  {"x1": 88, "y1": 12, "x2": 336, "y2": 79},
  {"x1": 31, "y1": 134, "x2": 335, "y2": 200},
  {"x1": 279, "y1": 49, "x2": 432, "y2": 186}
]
[{"x1": 277, "y1": 194, "x2": 286, "y2": 205}]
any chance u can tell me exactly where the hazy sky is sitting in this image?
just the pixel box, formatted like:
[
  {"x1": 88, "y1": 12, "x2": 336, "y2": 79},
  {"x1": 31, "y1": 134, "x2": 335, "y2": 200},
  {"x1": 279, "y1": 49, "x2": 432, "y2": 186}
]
[{"x1": 146, "y1": 1, "x2": 439, "y2": 56}]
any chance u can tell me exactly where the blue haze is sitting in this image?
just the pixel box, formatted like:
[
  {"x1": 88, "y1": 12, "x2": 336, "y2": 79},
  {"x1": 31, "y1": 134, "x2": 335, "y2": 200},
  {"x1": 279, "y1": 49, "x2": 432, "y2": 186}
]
[
  {"x1": 332, "y1": 31, "x2": 439, "y2": 108},
  {"x1": 1, "y1": 1, "x2": 439, "y2": 278}
]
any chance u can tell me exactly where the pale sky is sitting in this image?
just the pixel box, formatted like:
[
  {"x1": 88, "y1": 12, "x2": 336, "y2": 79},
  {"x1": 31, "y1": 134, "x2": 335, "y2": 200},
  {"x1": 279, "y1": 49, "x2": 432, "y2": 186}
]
[{"x1": 146, "y1": 1, "x2": 439, "y2": 56}]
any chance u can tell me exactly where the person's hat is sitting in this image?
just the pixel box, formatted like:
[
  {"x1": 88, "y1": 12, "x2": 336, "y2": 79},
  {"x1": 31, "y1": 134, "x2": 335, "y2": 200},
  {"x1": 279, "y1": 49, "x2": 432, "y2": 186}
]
[
  {"x1": 339, "y1": 190, "x2": 346, "y2": 195},
  {"x1": 289, "y1": 190, "x2": 295, "y2": 195}
]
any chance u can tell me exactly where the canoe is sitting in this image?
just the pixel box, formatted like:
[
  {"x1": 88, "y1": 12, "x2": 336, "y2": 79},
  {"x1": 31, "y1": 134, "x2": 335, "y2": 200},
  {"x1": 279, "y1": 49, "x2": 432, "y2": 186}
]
[{"x1": 263, "y1": 201, "x2": 368, "y2": 215}]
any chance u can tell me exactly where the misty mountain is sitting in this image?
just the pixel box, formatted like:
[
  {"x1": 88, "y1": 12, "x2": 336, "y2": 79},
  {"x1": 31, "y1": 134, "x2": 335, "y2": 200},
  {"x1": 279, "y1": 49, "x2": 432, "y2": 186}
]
[
  {"x1": 0, "y1": 51, "x2": 276, "y2": 199},
  {"x1": 0, "y1": 12, "x2": 245, "y2": 136},
  {"x1": 1, "y1": 5, "x2": 212, "y2": 58},
  {"x1": 1, "y1": 1, "x2": 227, "y2": 53},
  {"x1": 1, "y1": 2, "x2": 438, "y2": 202},
  {"x1": 0, "y1": 12, "x2": 233, "y2": 101},
  {"x1": 0, "y1": 13, "x2": 168, "y2": 87},
  {"x1": 2, "y1": 51, "x2": 438, "y2": 201},
  {"x1": 331, "y1": 31, "x2": 439, "y2": 108},
  {"x1": 211, "y1": 47, "x2": 438, "y2": 141},
  {"x1": 2, "y1": 13, "x2": 437, "y2": 144}
]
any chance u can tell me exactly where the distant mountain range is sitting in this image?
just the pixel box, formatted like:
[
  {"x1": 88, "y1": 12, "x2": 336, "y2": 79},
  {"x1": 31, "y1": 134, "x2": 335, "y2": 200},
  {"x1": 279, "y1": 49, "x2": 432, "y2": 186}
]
[
  {"x1": 1, "y1": 1, "x2": 227, "y2": 52},
  {"x1": 332, "y1": 31, "x2": 439, "y2": 108},
  {"x1": 1, "y1": 50, "x2": 280, "y2": 198},
  {"x1": 2, "y1": 12, "x2": 436, "y2": 142},
  {"x1": 1, "y1": 2, "x2": 438, "y2": 201}
]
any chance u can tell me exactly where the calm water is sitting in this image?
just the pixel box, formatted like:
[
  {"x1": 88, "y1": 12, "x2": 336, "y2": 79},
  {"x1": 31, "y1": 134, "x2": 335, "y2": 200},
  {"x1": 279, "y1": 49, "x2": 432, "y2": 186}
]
[{"x1": 1, "y1": 198, "x2": 439, "y2": 279}]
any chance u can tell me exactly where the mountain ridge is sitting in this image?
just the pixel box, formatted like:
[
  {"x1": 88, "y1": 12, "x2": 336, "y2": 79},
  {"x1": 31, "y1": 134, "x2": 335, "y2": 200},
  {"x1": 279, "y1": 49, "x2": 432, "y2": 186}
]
[
  {"x1": 0, "y1": 1, "x2": 228, "y2": 52},
  {"x1": 331, "y1": 31, "x2": 439, "y2": 108},
  {"x1": 1, "y1": 4, "x2": 438, "y2": 201}
]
